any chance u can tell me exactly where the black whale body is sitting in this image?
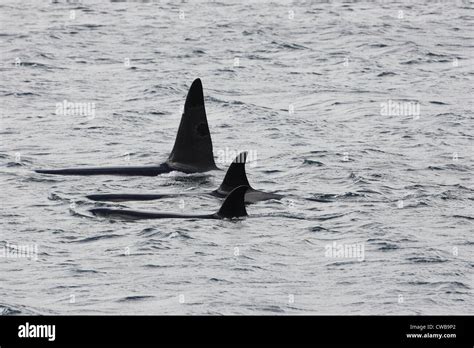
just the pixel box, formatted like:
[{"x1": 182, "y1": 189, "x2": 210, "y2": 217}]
[
  {"x1": 35, "y1": 78, "x2": 218, "y2": 176},
  {"x1": 90, "y1": 186, "x2": 249, "y2": 220},
  {"x1": 86, "y1": 152, "x2": 284, "y2": 204}
]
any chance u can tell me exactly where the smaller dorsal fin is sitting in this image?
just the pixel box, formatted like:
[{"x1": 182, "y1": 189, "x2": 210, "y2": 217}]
[
  {"x1": 216, "y1": 186, "x2": 248, "y2": 218},
  {"x1": 216, "y1": 152, "x2": 252, "y2": 194}
]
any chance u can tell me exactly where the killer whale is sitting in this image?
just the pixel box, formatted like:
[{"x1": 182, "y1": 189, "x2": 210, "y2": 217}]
[
  {"x1": 86, "y1": 152, "x2": 283, "y2": 204},
  {"x1": 90, "y1": 185, "x2": 248, "y2": 220},
  {"x1": 35, "y1": 78, "x2": 218, "y2": 176}
]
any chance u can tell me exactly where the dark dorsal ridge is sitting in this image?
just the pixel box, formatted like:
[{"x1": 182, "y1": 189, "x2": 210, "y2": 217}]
[
  {"x1": 216, "y1": 151, "x2": 252, "y2": 194},
  {"x1": 216, "y1": 185, "x2": 248, "y2": 219},
  {"x1": 166, "y1": 78, "x2": 218, "y2": 172}
]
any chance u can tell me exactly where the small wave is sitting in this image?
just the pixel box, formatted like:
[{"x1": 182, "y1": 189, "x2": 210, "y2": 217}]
[
  {"x1": 315, "y1": 213, "x2": 346, "y2": 221},
  {"x1": 310, "y1": 226, "x2": 329, "y2": 232},
  {"x1": 309, "y1": 192, "x2": 364, "y2": 203},
  {"x1": 138, "y1": 227, "x2": 157, "y2": 236},
  {"x1": 73, "y1": 269, "x2": 101, "y2": 274},
  {"x1": 326, "y1": 260, "x2": 361, "y2": 267},
  {"x1": 0, "y1": 305, "x2": 22, "y2": 315},
  {"x1": 270, "y1": 41, "x2": 308, "y2": 50},
  {"x1": 142, "y1": 264, "x2": 173, "y2": 269},
  {"x1": 309, "y1": 150, "x2": 328, "y2": 156},
  {"x1": 249, "y1": 305, "x2": 285, "y2": 313},
  {"x1": 47, "y1": 192, "x2": 69, "y2": 201},
  {"x1": 71, "y1": 234, "x2": 122, "y2": 243},
  {"x1": 428, "y1": 164, "x2": 469, "y2": 172},
  {"x1": 371, "y1": 242, "x2": 399, "y2": 251},
  {"x1": 308, "y1": 194, "x2": 335, "y2": 203},
  {"x1": 0, "y1": 304, "x2": 44, "y2": 315},
  {"x1": 400, "y1": 59, "x2": 422, "y2": 65},
  {"x1": 302, "y1": 159, "x2": 324, "y2": 166},
  {"x1": 4, "y1": 161, "x2": 27, "y2": 167},
  {"x1": 168, "y1": 231, "x2": 193, "y2": 240},
  {"x1": 407, "y1": 201, "x2": 429, "y2": 208},
  {"x1": 453, "y1": 215, "x2": 474, "y2": 220},
  {"x1": 261, "y1": 212, "x2": 306, "y2": 220},
  {"x1": 52, "y1": 285, "x2": 82, "y2": 290},
  {"x1": 117, "y1": 295, "x2": 154, "y2": 302},
  {"x1": 13, "y1": 61, "x2": 64, "y2": 70},
  {"x1": 406, "y1": 281, "x2": 470, "y2": 291},
  {"x1": 231, "y1": 267, "x2": 254, "y2": 272},
  {"x1": 69, "y1": 24, "x2": 105, "y2": 29},
  {"x1": 69, "y1": 209, "x2": 95, "y2": 218},
  {"x1": 209, "y1": 278, "x2": 233, "y2": 284},
  {"x1": 407, "y1": 256, "x2": 448, "y2": 264}
]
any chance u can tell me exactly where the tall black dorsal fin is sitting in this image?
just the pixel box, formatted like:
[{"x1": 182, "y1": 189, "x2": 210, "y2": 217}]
[
  {"x1": 216, "y1": 185, "x2": 248, "y2": 218},
  {"x1": 166, "y1": 78, "x2": 218, "y2": 172},
  {"x1": 216, "y1": 152, "x2": 252, "y2": 195}
]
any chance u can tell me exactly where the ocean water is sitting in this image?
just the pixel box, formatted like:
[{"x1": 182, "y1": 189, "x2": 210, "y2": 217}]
[{"x1": 0, "y1": 0, "x2": 473, "y2": 315}]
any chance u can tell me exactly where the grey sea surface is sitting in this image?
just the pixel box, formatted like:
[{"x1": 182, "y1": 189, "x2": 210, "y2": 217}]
[{"x1": 0, "y1": 0, "x2": 473, "y2": 315}]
